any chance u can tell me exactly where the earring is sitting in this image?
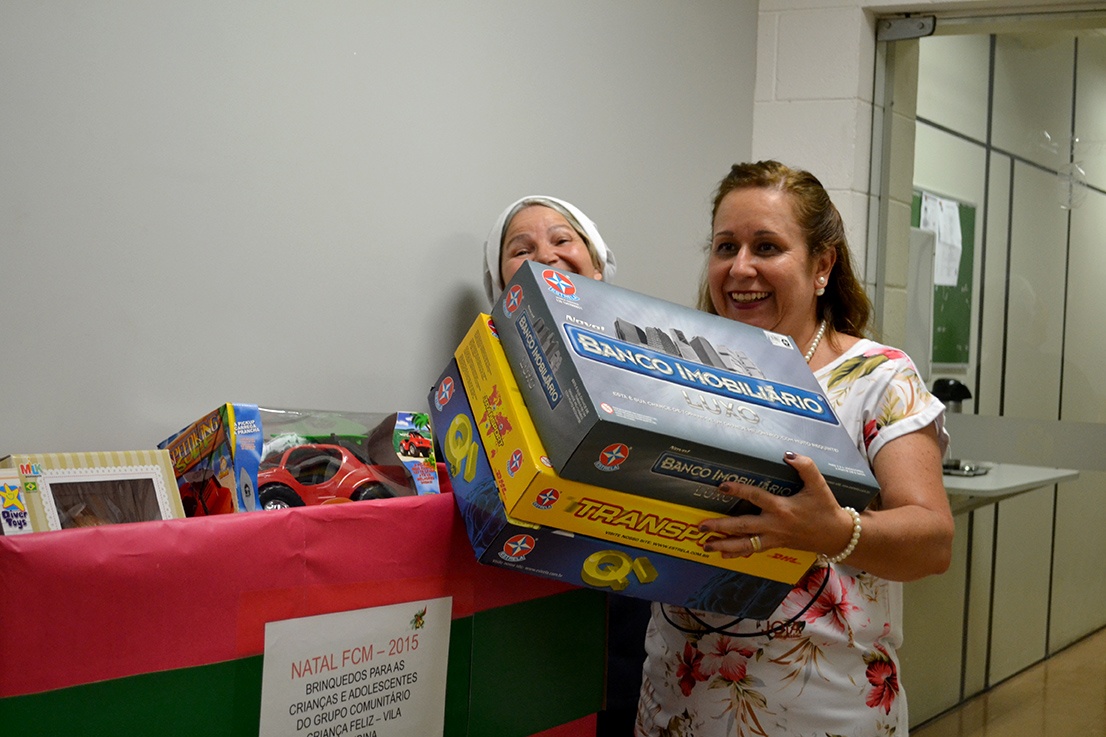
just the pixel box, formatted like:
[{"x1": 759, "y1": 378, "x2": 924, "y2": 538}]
[{"x1": 816, "y1": 276, "x2": 826, "y2": 296}]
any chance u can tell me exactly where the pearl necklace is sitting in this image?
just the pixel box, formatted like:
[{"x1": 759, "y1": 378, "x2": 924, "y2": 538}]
[{"x1": 804, "y1": 320, "x2": 827, "y2": 363}]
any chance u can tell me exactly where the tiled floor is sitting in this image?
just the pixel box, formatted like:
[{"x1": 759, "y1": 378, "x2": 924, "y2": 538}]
[{"x1": 912, "y1": 626, "x2": 1106, "y2": 737}]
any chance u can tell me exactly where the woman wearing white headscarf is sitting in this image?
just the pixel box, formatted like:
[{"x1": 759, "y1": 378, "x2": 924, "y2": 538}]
[
  {"x1": 481, "y1": 195, "x2": 635, "y2": 735},
  {"x1": 482, "y1": 195, "x2": 617, "y2": 304}
]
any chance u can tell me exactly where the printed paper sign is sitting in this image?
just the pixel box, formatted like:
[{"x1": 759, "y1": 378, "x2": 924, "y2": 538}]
[
  {"x1": 920, "y1": 191, "x2": 963, "y2": 287},
  {"x1": 258, "y1": 597, "x2": 452, "y2": 737}
]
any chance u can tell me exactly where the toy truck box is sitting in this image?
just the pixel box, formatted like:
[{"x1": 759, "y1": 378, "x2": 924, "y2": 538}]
[
  {"x1": 159, "y1": 403, "x2": 264, "y2": 515},
  {"x1": 429, "y1": 351, "x2": 794, "y2": 619},
  {"x1": 0, "y1": 450, "x2": 184, "y2": 532},
  {"x1": 257, "y1": 407, "x2": 440, "y2": 501},
  {"x1": 450, "y1": 314, "x2": 817, "y2": 586},
  {"x1": 490, "y1": 260, "x2": 879, "y2": 515}
]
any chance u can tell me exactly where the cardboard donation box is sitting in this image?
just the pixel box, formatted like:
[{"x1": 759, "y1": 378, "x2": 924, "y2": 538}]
[
  {"x1": 0, "y1": 450, "x2": 183, "y2": 533},
  {"x1": 430, "y1": 350, "x2": 795, "y2": 618},
  {"x1": 159, "y1": 403, "x2": 264, "y2": 515},
  {"x1": 491, "y1": 260, "x2": 879, "y2": 515},
  {"x1": 0, "y1": 491, "x2": 606, "y2": 737}
]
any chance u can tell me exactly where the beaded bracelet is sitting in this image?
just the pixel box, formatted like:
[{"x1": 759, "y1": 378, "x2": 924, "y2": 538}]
[{"x1": 818, "y1": 506, "x2": 862, "y2": 565}]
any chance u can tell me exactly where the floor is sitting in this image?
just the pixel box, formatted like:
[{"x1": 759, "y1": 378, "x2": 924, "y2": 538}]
[{"x1": 912, "y1": 626, "x2": 1106, "y2": 737}]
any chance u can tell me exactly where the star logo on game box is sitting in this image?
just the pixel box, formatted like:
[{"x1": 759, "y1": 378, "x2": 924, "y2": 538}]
[
  {"x1": 434, "y1": 377, "x2": 454, "y2": 409},
  {"x1": 486, "y1": 316, "x2": 499, "y2": 337},
  {"x1": 507, "y1": 449, "x2": 524, "y2": 476},
  {"x1": 533, "y1": 487, "x2": 560, "y2": 509},
  {"x1": 499, "y1": 534, "x2": 536, "y2": 562},
  {"x1": 595, "y1": 443, "x2": 629, "y2": 472},
  {"x1": 505, "y1": 285, "x2": 524, "y2": 314},
  {"x1": 542, "y1": 269, "x2": 577, "y2": 297},
  {"x1": 1, "y1": 484, "x2": 26, "y2": 512}
]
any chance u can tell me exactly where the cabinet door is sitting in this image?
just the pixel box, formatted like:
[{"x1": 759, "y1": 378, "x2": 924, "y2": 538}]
[{"x1": 901, "y1": 513, "x2": 969, "y2": 725}]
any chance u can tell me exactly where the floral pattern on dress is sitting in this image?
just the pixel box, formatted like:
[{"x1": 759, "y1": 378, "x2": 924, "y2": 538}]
[
  {"x1": 636, "y1": 339, "x2": 946, "y2": 737},
  {"x1": 824, "y1": 345, "x2": 933, "y2": 457},
  {"x1": 863, "y1": 636, "x2": 900, "y2": 714}
]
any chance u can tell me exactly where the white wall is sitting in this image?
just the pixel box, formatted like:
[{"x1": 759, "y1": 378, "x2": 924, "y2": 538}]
[{"x1": 0, "y1": 1, "x2": 758, "y2": 452}]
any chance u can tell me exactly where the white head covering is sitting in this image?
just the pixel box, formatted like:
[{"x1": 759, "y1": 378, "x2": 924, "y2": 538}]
[{"x1": 482, "y1": 195, "x2": 617, "y2": 304}]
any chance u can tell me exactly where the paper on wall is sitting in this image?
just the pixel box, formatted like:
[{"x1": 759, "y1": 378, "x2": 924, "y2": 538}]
[{"x1": 920, "y1": 191, "x2": 962, "y2": 287}]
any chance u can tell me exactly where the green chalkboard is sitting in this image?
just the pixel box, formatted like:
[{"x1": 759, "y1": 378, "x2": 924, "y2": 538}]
[{"x1": 911, "y1": 190, "x2": 974, "y2": 366}]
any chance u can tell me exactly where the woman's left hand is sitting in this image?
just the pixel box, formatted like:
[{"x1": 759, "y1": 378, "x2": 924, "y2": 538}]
[
  {"x1": 697, "y1": 425, "x2": 954, "y2": 581},
  {"x1": 697, "y1": 451, "x2": 854, "y2": 559}
]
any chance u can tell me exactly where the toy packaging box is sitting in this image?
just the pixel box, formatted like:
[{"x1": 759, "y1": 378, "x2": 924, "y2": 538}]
[
  {"x1": 490, "y1": 260, "x2": 880, "y2": 515},
  {"x1": 429, "y1": 351, "x2": 795, "y2": 619},
  {"x1": 448, "y1": 314, "x2": 817, "y2": 586},
  {"x1": 160, "y1": 406, "x2": 439, "y2": 514},
  {"x1": 255, "y1": 407, "x2": 440, "y2": 507},
  {"x1": 158, "y1": 403, "x2": 264, "y2": 515},
  {"x1": 0, "y1": 450, "x2": 184, "y2": 533}
]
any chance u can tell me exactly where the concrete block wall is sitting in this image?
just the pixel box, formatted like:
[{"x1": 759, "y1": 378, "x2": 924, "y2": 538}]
[{"x1": 753, "y1": 2, "x2": 878, "y2": 300}]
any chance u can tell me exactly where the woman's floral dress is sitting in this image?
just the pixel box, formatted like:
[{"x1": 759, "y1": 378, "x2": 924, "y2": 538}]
[{"x1": 635, "y1": 340, "x2": 948, "y2": 737}]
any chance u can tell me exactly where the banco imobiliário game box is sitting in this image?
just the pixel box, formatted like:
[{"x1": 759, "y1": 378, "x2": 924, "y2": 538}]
[
  {"x1": 428, "y1": 347, "x2": 795, "y2": 618},
  {"x1": 448, "y1": 314, "x2": 817, "y2": 587},
  {"x1": 490, "y1": 260, "x2": 880, "y2": 515}
]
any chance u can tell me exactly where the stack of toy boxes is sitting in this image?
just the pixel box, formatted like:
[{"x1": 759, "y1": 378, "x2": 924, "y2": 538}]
[
  {"x1": 438, "y1": 262, "x2": 883, "y2": 615},
  {"x1": 429, "y1": 317, "x2": 795, "y2": 619},
  {"x1": 490, "y1": 260, "x2": 879, "y2": 518},
  {"x1": 0, "y1": 450, "x2": 183, "y2": 533},
  {"x1": 159, "y1": 403, "x2": 264, "y2": 516}
]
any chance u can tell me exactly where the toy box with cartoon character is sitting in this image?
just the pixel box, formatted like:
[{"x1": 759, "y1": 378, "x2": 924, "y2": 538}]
[
  {"x1": 0, "y1": 450, "x2": 184, "y2": 532},
  {"x1": 490, "y1": 260, "x2": 880, "y2": 515},
  {"x1": 253, "y1": 407, "x2": 439, "y2": 509},
  {"x1": 448, "y1": 314, "x2": 818, "y2": 586},
  {"x1": 158, "y1": 403, "x2": 264, "y2": 515},
  {"x1": 429, "y1": 352, "x2": 794, "y2": 618}
]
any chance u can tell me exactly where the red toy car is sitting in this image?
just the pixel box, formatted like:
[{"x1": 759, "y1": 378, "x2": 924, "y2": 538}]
[
  {"x1": 257, "y1": 444, "x2": 410, "y2": 509},
  {"x1": 399, "y1": 430, "x2": 433, "y2": 458}
]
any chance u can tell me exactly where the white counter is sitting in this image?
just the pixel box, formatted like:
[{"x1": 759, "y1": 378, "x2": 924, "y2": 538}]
[{"x1": 943, "y1": 463, "x2": 1080, "y2": 514}]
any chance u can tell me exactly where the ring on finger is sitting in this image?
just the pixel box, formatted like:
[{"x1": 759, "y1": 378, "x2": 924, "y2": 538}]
[{"x1": 749, "y1": 535, "x2": 762, "y2": 554}]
